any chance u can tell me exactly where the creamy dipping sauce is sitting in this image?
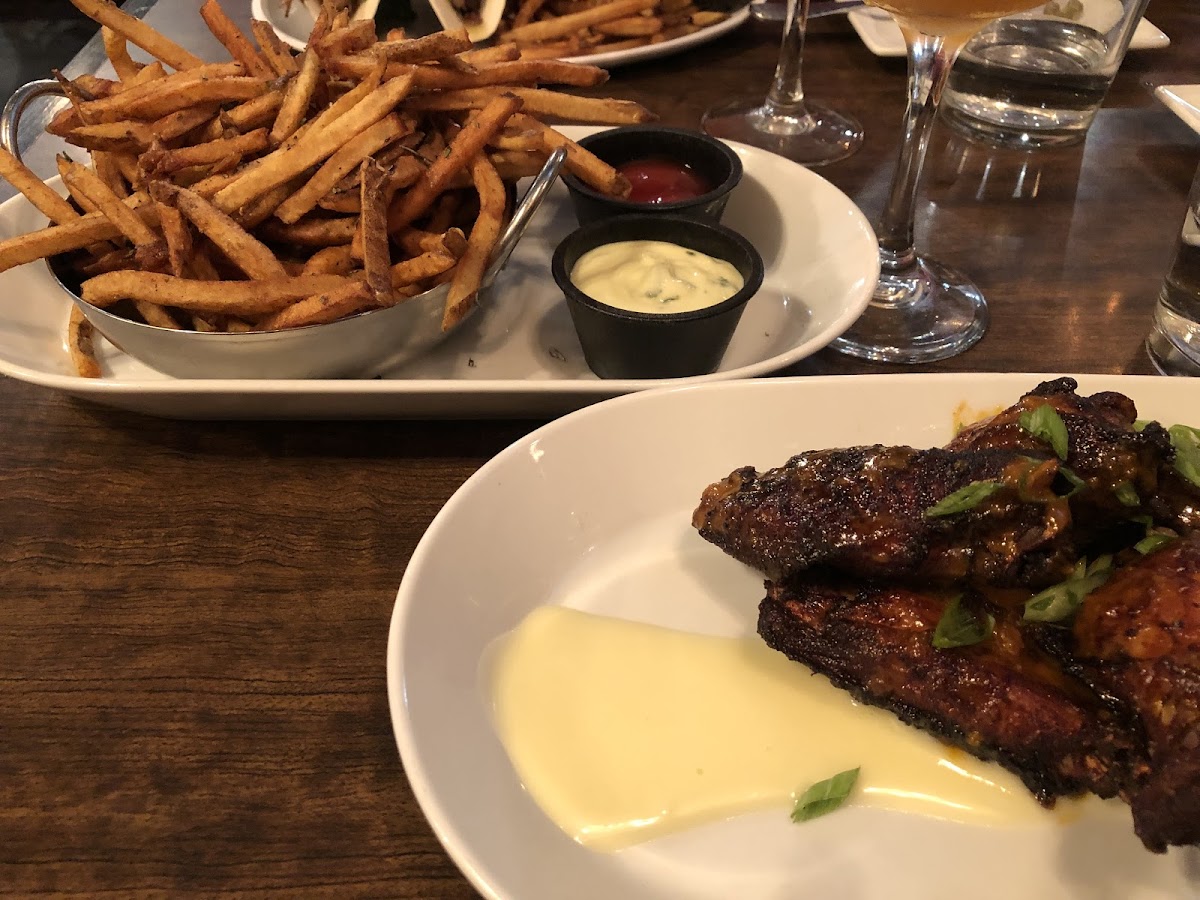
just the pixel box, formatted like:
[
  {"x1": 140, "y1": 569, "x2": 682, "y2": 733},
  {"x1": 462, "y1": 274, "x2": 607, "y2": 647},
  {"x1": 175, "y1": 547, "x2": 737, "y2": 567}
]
[
  {"x1": 490, "y1": 606, "x2": 1061, "y2": 851},
  {"x1": 570, "y1": 240, "x2": 744, "y2": 315}
]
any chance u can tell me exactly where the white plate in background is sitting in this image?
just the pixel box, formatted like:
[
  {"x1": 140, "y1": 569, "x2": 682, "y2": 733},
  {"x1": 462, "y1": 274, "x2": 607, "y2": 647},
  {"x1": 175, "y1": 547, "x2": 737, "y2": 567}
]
[
  {"x1": 0, "y1": 129, "x2": 877, "y2": 419},
  {"x1": 387, "y1": 372, "x2": 1200, "y2": 900},
  {"x1": 847, "y1": 7, "x2": 1168, "y2": 58},
  {"x1": 1155, "y1": 85, "x2": 1200, "y2": 137}
]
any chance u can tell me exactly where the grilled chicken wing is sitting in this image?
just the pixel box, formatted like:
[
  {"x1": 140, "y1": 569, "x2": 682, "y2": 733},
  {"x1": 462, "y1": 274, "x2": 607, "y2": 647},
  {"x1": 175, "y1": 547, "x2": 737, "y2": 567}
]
[
  {"x1": 1058, "y1": 531, "x2": 1200, "y2": 852},
  {"x1": 759, "y1": 578, "x2": 1143, "y2": 804},
  {"x1": 950, "y1": 377, "x2": 1194, "y2": 533},
  {"x1": 693, "y1": 446, "x2": 1075, "y2": 587}
]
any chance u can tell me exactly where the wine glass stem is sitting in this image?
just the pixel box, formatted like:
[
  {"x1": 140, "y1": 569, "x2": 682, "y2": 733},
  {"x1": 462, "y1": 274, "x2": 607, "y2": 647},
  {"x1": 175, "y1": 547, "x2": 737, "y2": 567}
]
[
  {"x1": 762, "y1": 0, "x2": 813, "y2": 118},
  {"x1": 876, "y1": 30, "x2": 959, "y2": 279}
]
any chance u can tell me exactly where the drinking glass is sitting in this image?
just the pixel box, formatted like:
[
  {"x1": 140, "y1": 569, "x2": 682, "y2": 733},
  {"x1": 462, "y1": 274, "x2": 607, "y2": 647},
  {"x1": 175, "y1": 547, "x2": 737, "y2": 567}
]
[
  {"x1": 701, "y1": 0, "x2": 863, "y2": 167},
  {"x1": 830, "y1": 0, "x2": 1041, "y2": 363}
]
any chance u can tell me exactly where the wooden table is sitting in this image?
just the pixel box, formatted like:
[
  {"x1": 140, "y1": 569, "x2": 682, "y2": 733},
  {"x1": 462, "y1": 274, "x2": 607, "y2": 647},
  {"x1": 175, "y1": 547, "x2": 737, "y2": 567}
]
[{"x1": 1, "y1": 1, "x2": 1197, "y2": 895}]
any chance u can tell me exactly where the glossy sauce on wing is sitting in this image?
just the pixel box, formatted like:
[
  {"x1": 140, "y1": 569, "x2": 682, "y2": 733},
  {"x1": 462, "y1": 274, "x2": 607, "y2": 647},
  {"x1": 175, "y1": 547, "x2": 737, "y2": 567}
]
[
  {"x1": 617, "y1": 158, "x2": 715, "y2": 204},
  {"x1": 489, "y1": 606, "x2": 1060, "y2": 851}
]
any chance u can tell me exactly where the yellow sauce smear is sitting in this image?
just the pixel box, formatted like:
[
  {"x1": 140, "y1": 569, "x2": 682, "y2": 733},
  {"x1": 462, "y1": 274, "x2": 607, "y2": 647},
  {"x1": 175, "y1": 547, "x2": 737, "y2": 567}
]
[{"x1": 491, "y1": 606, "x2": 1058, "y2": 851}]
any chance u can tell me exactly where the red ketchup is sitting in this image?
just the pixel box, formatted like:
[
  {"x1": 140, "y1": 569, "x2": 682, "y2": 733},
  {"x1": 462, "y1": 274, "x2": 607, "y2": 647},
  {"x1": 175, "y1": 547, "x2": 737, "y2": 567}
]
[{"x1": 617, "y1": 158, "x2": 714, "y2": 205}]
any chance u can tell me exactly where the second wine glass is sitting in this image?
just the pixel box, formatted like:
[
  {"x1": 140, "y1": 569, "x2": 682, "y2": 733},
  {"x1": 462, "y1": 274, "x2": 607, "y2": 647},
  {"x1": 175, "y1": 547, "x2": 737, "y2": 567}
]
[
  {"x1": 829, "y1": 0, "x2": 1042, "y2": 362},
  {"x1": 702, "y1": 0, "x2": 862, "y2": 166}
]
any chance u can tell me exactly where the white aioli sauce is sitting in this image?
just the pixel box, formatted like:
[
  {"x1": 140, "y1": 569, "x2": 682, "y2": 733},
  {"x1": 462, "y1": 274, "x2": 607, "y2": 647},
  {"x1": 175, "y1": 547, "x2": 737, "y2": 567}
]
[
  {"x1": 569, "y1": 240, "x2": 744, "y2": 314},
  {"x1": 490, "y1": 606, "x2": 1063, "y2": 851}
]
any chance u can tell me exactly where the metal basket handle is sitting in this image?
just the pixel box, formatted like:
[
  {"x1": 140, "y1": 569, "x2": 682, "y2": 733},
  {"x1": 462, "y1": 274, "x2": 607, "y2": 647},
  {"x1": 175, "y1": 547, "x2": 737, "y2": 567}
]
[
  {"x1": 485, "y1": 145, "x2": 566, "y2": 279},
  {"x1": 1, "y1": 79, "x2": 66, "y2": 163}
]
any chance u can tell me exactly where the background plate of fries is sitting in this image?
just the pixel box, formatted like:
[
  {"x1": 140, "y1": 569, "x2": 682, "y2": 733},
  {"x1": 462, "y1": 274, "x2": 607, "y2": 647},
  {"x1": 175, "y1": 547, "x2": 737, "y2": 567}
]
[
  {"x1": 258, "y1": 0, "x2": 751, "y2": 67},
  {"x1": 0, "y1": 126, "x2": 877, "y2": 418}
]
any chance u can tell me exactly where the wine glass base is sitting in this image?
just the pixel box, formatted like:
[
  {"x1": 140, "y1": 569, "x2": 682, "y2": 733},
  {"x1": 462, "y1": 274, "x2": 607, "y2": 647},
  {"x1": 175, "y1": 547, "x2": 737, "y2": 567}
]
[
  {"x1": 830, "y1": 256, "x2": 989, "y2": 363},
  {"x1": 701, "y1": 99, "x2": 863, "y2": 167}
]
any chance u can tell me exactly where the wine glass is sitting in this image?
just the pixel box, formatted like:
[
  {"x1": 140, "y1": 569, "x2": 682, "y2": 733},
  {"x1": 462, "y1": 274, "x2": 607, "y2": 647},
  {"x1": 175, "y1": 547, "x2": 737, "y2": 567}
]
[
  {"x1": 701, "y1": 0, "x2": 862, "y2": 166},
  {"x1": 829, "y1": 0, "x2": 1041, "y2": 363}
]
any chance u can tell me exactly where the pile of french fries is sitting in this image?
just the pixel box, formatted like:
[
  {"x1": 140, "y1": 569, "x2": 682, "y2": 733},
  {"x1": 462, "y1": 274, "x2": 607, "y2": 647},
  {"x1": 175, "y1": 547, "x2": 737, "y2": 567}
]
[
  {"x1": 0, "y1": 0, "x2": 652, "y2": 378},
  {"x1": 498, "y1": 0, "x2": 731, "y2": 60}
]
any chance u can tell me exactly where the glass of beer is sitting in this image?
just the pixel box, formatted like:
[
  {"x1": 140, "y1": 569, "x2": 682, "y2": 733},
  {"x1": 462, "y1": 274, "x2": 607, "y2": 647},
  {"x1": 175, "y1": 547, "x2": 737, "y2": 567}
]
[{"x1": 830, "y1": 0, "x2": 1042, "y2": 363}]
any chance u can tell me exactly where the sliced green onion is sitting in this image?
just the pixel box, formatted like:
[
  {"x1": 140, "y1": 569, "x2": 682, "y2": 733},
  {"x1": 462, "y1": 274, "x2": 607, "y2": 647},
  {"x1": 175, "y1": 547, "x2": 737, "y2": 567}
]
[
  {"x1": 1169, "y1": 425, "x2": 1200, "y2": 489},
  {"x1": 791, "y1": 767, "x2": 860, "y2": 823},
  {"x1": 1135, "y1": 532, "x2": 1176, "y2": 555},
  {"x1": 1018, "y1": 404, "x2": 1069, "y2": 460},
  {"x1": 1023, "y1": 555, "x2": 1113, "y2": 622},
  {"x1": 1114, "y1": 481, "x2": 1140, "y2": 507},
  {"x1": 924, "y1": 481, "x2": 1005, "y2": 518},
  {"x1": 933, "y1": 595, "x2": 994, "y2": 649},
  {"x1": 1057, "y1": 465, "x2": 1087, "y2": 497}
]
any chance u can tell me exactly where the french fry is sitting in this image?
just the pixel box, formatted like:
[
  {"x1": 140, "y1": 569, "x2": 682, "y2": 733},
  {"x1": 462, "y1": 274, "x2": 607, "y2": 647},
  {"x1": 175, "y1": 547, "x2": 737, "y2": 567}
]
[
  {"x1": 111, "y1": 77, "x2": 269, "y2": 121},
  {"x1": 271, "y1": 49, "x2": 322, "y2": 144},
  {"x1": 371, "y1": 28, "x2": 473, "y2": 63},
  {"x1": 251, "y1": 20, "x2": 300, "y2": 76},
  {"x1": 503, "y1": 0, "x2": 656, "y2": 43},
  {"x1": 0, "y1": 198, "x2": 158, "y2": 274},
  {"x1": 256, "y1": 280, "x2": 373, "y2": 330},
  {"x1": 359, "y1": 159, "x2": 392, "y2": 304},
  {"x1": 301, "y1": 243, "x2": 356, "y2": 275},
  {"x1": 388, "y1": 249, "x2": 457, "y2": 293},
  {"x1": 458, "y1": 44, "x2": 523, "y2": 64},
  {"x1": 67, "y1": 305, "x2": 102, "y2": 378},
  {"x1": 408, "y1": 60, "x2": 609, "y2": 90},
  {"x1": 205, "y1": 92, "x2": 286, "y2": 140},
  {"x1": 135, "y1": 301, "x2": 181, "y2": 329},
  {"x1": 594, "y1": 15, "x2": 663, "y2": 36},
  {"x1": 691, "y1": 10, "x2": 727, "y2": 26},
  {"x1": 387, "y1": 93, "x2": 523, "y2": 232},
  {"x1": 199, "y1": 0, "x2": 275, "y2": 78},
  {"x1": 0, "y1": 147, "x2": 79, "y2": 225},
  {"x1": 79, "y1": 63, "x2": 245, "y2": 121},
  {"x1": 273, "y1": 113, "x2": 409, "y2": 224},
  {"x1": 405, "y1": 87, "x2": 654, "y2": 125},
  {"x1": 258, "y1": 216, "x2": 359, "y2": 246},
  {"x1": 58, "y1": 155, "x2": 101, "y2": 214},
  {"x1": 102, "y1": 26, "x2": 143, "y2": 82},
  {"x1": 154, "y1": 182, "x2": 287, "y2": 279},
  {"x1": 154, "y1": 199, "x2": 193, "y2": 278},
  {"x1": 313, "y1": 19, "x2": 377, "y2": 56},
  {"x1": 513, "y1": 0, "x2": 552, "y2": 29},
  {"x1": 80, "y1": 271, "x2": 355, "y2": 315},
  {"x1": 513, "y1": 40, "x2": 583, "y2": 60},
  {"x1": 512, "y1": 112, "x2": 630, "y2": 197},
  {"x1": 145, "y1": 128, "x2": 271, "y2": 177},
  {"x1": 443, "y1": 152, "x2": 504, "y2": 330},
  {"x1": 67, "y1": 0, "x2": 204, "y2": 71},
  {"x1": 61, "y1": 160, "x2": 160, "y2": 252},
  {"x1": 92, "y1": 150, "x2": 129, "y2": 198},
  {"x1": 397, "y1": 227, "x2": 468, "y2": 259}
]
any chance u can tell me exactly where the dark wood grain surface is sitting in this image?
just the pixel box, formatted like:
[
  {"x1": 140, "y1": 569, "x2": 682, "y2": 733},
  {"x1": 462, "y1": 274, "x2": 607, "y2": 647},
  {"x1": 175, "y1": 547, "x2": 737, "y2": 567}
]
[{"x1": 1, "y1": 0, "x2": 1197, "y2": 895}]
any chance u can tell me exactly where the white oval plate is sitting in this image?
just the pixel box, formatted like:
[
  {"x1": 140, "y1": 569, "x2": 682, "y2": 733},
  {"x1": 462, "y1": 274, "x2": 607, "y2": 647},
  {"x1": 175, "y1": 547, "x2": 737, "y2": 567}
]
[
  {"x1": 387, "y1": 372, "x2": 1200, "y2": 900},
  {"x1": 848, "y1": 7, "x2": 1168, "y2": 57},
  {"x1": 0, "y1": 129, "x2": 877, "y2": 418}
]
